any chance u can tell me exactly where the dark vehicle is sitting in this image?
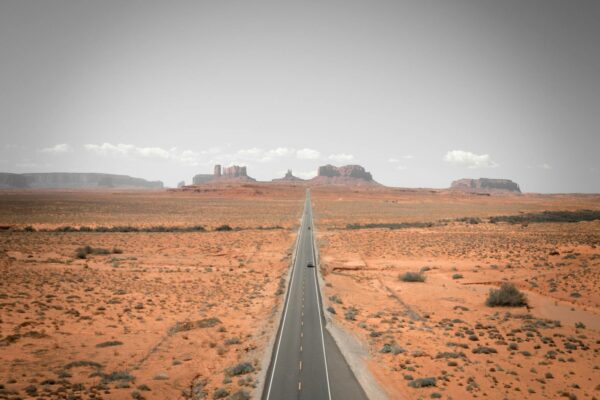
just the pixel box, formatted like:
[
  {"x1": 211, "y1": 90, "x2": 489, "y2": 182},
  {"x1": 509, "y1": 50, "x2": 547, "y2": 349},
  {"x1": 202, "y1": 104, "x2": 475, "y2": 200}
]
[{"x1": 307, "y1": 261, "x2": 315, "y2": 268}]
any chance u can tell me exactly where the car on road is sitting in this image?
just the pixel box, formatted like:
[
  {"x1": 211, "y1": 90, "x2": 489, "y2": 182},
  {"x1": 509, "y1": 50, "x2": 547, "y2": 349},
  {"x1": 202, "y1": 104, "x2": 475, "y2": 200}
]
[{"x1": 307, "y1": 261, "x2": 315, "y2": 268}]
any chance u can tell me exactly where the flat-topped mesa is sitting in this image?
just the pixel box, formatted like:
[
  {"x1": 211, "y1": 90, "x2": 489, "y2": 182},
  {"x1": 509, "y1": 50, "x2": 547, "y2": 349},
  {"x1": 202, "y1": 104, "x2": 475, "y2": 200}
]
[
  {"x1": 272, "y1": 169, "x2": 305, "y2": 183},
  {"x1": 0, "y1": 172, "x2": 163, "y2": 189},
  {"x1": 192, "y1": 164, "x2": 255, "y2": 185},
  {"x1": 311, "y1": 164, "x2": 377, "y2": 185},
  {"x1": 451, "y1": 178, "x2": 521, "y2": 194}
]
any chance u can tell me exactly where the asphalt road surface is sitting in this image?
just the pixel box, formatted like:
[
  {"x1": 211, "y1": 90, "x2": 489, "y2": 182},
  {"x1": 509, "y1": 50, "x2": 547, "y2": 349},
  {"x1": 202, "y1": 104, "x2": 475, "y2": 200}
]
[{"x1": 263, "y1": 191, "x2": 368, "y2": 400}]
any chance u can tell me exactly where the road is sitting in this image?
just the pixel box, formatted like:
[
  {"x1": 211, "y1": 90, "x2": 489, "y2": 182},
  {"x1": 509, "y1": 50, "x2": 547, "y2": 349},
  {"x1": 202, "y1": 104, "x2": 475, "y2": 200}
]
[{"x1": 263, "y1": 190, "x2": 368, "y2": 400}]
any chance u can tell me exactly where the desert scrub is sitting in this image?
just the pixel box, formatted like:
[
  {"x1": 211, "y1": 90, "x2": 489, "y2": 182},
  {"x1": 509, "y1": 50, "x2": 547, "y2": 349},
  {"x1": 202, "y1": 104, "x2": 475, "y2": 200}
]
[
  {"x1": 215, "y1": 224, "x2": 233, "y2": 231},
  {"x1": 399, "y1": 272, "x2": 425, "y2": 282},
  {"x1": 486, "y1": 283, "x2": 527, "y2": 307},
  {"x1": 409, "y1": 377, "x2": 436, "y2": 388},
  {"x1": 96, "y1": 340, "x2": 123, "y2": 348},
  {"x1": 344, "y1": 306, "x2": 358, "y2": 321},
  {"x1": 226, "y1": 362, "x2": 254, "y2": 376},
  {"x1": 75, "y1": 245, "x2": 120, "y2": 259},
  {"x1": 452, "y1": 273, "x2": 463, "y2": 279}
]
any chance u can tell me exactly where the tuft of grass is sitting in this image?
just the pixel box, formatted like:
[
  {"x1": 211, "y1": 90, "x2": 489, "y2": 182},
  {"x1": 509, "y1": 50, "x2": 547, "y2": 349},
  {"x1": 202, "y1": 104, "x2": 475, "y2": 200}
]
[
  {"x1": 399, "y1": 272, "x2": 425, "y2": 282},
  {"x1": 452, "y1": 273, "x2": 464, "y2": 280},
  {"x1": 485, "y1": 283, "x2": 527, "y2": 307}
]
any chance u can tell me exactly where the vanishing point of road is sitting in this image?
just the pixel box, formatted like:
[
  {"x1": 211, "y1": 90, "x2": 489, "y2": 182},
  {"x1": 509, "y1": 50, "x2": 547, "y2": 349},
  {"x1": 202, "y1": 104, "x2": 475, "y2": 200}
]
[{"x1": 262, "y1": 190, "x2": 368, "y2": 400}]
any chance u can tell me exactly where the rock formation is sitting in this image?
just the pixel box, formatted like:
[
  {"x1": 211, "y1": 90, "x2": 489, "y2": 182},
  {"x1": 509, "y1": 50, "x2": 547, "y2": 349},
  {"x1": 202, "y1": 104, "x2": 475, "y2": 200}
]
[
  {"x1": 311, "y1": 164, "x2": 377, "y2": 185},
  {"x1": 451, "y1": 178, "x2": 521, "y2": 194},
  {"x1": 272, "y1": 170, "x2": 305, "y2": 183},
  {"x1": 0, "y1": 173, "x2": 163, "y2": 189},
  {"x1": 192, "y1": 165, "x2": 255, "y2": 185}
]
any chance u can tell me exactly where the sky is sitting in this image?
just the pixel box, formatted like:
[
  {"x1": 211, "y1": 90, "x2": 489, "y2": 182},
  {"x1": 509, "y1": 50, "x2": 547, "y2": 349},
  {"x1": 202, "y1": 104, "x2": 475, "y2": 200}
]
[{"x1": 1, "y1": 0, "x2": 599, "y2": 192}]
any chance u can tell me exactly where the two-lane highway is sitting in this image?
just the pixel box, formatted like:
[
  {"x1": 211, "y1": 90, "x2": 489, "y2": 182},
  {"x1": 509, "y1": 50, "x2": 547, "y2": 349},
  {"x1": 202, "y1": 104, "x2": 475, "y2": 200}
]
[{"x1": 263, "y1": 190, "x2": 368, "y2": 400}]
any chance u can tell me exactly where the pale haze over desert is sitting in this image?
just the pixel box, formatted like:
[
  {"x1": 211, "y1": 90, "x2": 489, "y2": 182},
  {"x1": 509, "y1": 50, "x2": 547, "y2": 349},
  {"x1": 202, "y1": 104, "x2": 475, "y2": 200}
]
[{"x1": 1, "y1": 1, "x2": 599, "y2": 400}]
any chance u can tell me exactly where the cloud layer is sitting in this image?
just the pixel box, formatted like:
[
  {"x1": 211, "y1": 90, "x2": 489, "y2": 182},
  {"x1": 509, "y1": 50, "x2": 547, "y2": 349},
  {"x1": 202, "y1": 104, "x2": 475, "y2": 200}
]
[{"x1": 443, "y1": 150, "x2": 498, "y2": 169}]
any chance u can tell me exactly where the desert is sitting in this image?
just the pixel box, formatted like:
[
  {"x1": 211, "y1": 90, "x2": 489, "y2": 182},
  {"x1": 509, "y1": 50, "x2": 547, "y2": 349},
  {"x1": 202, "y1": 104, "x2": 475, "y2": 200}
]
[
  {"x1": 312, "y1": 186, "x2": 600, "y2": 399},
  {"x1": 0, "y1": 185, "x2": 304, "y2": 400},
  {"x1": 2, "y1": 183, "x2": 599, "y2": 399}
]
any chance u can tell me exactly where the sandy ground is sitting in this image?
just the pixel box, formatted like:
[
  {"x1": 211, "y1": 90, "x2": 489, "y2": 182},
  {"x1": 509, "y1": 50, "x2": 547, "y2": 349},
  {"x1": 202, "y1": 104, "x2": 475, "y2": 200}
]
[
  {"x1": 0, "y1": 186, "x2": 303, "y2": 400},
  {"x1": 313, "y1": 186, "x2": 600, "y2": 400}
]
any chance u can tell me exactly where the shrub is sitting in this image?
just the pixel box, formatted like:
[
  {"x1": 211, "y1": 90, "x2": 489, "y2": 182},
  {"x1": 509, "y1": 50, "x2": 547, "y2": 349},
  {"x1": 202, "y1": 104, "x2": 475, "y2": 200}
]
[
  {"x1": 96, "y1": 340, "x2": 123, "y2": 348},
  {"x1": 399, "y1": 272, "x2": 425, "y2": 282},
  {"x1": 226, "y1": 362, "x2": 254, "y2": 376},
  {"x1": 344, "y1": 306, "x2": 358, "y2": 321},
  {"x1": 213, "y1": 388, "x2": 229, "y2": 399},
  {"x1": 485, "y1": 283, "x2": 527, "y2": 307},
  {"x1": 472, "y1": 346, "x2": 498, "y2": 354},
  {"x1": 409, "y1": 377, "x2": 436, "y2": 388},
  {"x1": 452, "y1": 274, "x2": 464, "y2": 280},
  {"x1": 215, "y1": 225, "x2": 233, "y2": 232},
  {"x1": 229, "y1": 391, "x2": 251, "y2": 400}
]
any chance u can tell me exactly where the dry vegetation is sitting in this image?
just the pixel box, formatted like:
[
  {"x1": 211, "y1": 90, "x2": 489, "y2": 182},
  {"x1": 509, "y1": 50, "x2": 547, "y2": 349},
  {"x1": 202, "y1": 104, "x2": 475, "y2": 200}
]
[
  {"x1": 313, "y1": 186, "x2": 600, "y2": 400},
  {"x1": 0, "y1": 185, "x2": 304, "y2": 400}
]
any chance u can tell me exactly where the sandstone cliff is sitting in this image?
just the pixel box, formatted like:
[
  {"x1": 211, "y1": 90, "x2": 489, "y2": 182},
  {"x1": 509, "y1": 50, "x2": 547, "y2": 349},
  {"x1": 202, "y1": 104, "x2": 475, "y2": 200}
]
[
  {"x1": 451, "y1": 178, "x2": 521, "y2": 194},
  {"x1": 192, "y1": 165, "x2": 256, "y2": 185},
  {"x1": 0, "y1": 173, "x2": 163, "y2": 189},
  {"x1": 311, "y1": 164, "x2": 377, "y2": 185}
]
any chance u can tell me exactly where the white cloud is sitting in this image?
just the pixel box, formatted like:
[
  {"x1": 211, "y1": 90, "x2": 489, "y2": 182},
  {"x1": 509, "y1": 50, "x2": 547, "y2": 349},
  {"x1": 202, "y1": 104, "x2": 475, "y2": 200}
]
[
  {"x1": 296, "y1": 148, "x2": 320, "y2": 160},
  {"x1": 136, "y1": 147, "x2": 170, "y2": 159},
  {"x1": 541, "y1": 163, "x2": 552, "y2": 170},
  {"x1": 395, "y1": 165, "x2": 408, "y2": 170},
  {"x1": 443, "y1": 150, "x2": 498, "y2": 168},
  {"x1": 295, "y1": 170, "x2": 317, "y2": 179},
  {"x1": 40, "y1": 143, "x2": 72, "y2": 154},
  {"x1": 84, "y1": 142, "x2": 204, "y2": 166},
  {"x1": 328, "y1": 153, "x2": 354, "y2": 162},
  {"x1": 84, "y1": 143, "x2": 134, "y2": 156}
]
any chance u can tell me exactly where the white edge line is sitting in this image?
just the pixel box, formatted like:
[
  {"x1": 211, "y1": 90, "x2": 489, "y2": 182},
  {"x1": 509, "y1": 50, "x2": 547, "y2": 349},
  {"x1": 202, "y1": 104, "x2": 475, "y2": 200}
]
[
  {"x1": 265, "y1": 197, "x2": 306, "y2": 399},
  {"x1": 310, "y1": 196, "x2": 333, "y2": 400}
]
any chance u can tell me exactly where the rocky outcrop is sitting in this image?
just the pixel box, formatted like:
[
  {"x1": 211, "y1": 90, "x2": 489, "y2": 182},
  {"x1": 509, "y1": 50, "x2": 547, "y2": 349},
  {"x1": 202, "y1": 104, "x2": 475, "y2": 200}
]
[
  {"x1": 451, "y1": 178, "x2": 521, "y2": 194},
  {"x1": 0, "y1": 173, "x2": 163, "y2": 189},
  {"x1": 192, "y1": 165, "x2": 255, "y2": 185},
  {"x1": 311, "y1": 165, "x2": 377, "y2": 185},
  {"x1": 272, "y1": 170, "x2": 305, "y2": 183},
  {"x1": 192, "y1": 174, "x2": 213, "y2": 185}
]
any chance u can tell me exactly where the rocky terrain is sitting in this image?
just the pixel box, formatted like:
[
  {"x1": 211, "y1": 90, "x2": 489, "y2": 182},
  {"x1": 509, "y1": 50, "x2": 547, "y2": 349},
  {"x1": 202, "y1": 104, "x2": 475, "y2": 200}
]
[
  {"x1": 451, "y1": 178, "x2": 521, "y2": 194},
  {"x1": 311, "y1": 164, "x2": 378, "y2": 185},
  {"x1": 0, "y1": 173, "x2": 163, "y2": 189}
]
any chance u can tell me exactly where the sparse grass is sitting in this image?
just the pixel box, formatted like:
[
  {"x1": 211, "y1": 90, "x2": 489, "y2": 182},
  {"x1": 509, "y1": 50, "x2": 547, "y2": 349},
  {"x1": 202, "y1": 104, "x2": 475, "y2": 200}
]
[
  {"x1": 399, "y1": 272, "x2": 426, "y2": 282},
  {"x1": 485, "y1": 283, "x2": 527, "y2": 307}
]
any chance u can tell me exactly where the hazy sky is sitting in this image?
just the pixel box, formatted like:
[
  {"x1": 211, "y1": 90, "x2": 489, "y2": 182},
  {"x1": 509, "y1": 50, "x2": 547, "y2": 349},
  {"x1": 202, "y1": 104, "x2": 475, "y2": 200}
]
[{"x1": 1, "y1": 0, "x2": 599, "y2": 192}]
